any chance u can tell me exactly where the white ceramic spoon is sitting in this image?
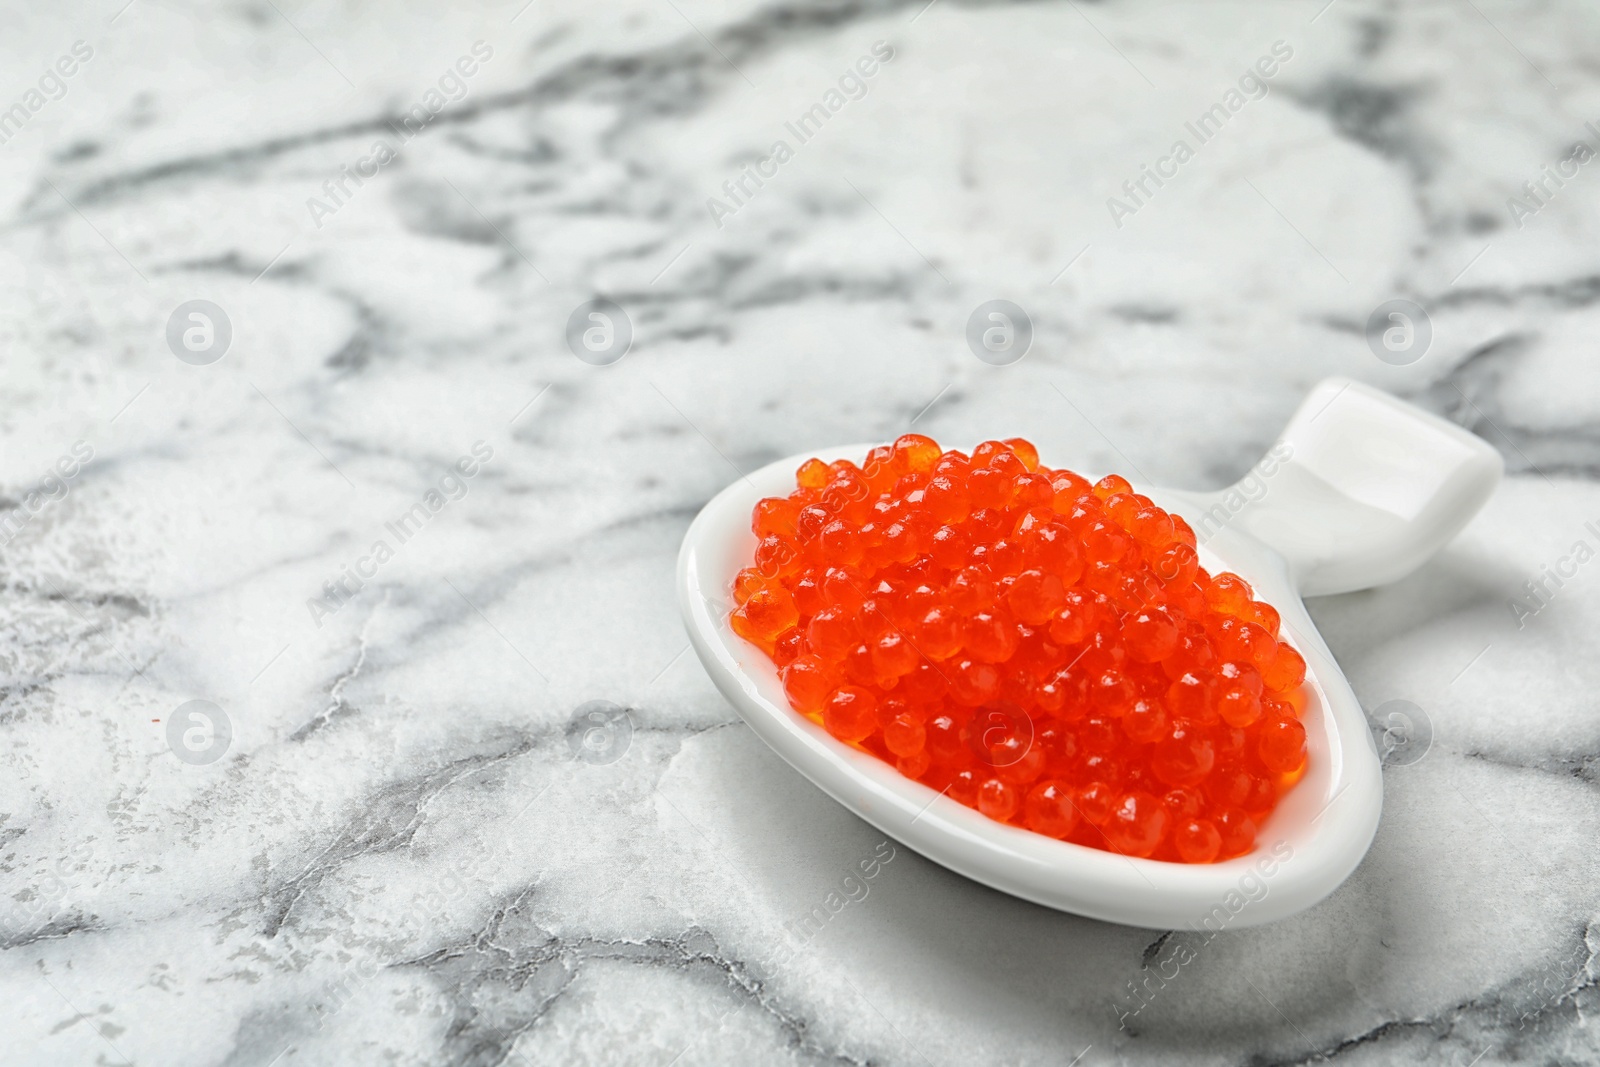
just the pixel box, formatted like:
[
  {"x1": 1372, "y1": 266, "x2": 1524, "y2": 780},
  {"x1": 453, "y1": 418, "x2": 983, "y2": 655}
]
[{"x1": 676, "y1": 379, "x2": 1502, "y2": 929}]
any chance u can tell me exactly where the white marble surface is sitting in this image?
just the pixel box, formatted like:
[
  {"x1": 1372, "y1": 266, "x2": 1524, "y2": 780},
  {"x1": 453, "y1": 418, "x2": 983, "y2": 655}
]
[{"x1": 2, "y1": 0, "x2": 1598, "y2": 1063}]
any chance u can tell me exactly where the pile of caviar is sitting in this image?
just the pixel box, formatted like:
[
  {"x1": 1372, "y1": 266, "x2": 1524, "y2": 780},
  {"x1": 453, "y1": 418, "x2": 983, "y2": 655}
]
[{"x1": 729, "y1": 435, "x2": 1309, "y2": 863}]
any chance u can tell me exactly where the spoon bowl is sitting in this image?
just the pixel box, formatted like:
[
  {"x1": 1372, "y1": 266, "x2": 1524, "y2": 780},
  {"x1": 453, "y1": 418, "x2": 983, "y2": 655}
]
[{"x1": 677, "y1": 379, "x2": 1501, "y2": 928}]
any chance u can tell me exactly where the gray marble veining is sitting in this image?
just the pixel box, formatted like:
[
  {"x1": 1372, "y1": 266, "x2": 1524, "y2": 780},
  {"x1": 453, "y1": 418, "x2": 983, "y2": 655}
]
[{"x1": 2, "y1": 0, "x2": 1598, "y2": 1064}]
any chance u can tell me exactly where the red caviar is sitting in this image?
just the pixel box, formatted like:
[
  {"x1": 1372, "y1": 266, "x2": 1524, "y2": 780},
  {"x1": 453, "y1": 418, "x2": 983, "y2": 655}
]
[{"x1": 729, "y1": 436, "x2": 1310, "y2": 863}]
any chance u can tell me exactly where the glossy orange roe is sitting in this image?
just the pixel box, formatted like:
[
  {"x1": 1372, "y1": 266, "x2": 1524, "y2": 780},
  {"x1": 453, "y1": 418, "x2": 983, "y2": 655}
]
[{"x1": 730, "y1": 435, "x2": 1310, "y2": 863}]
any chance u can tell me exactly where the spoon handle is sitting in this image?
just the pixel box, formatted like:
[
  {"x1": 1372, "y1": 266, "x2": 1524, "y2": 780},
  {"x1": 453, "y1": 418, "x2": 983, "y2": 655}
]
[{"x1": 1188, "y1": 377, "x2": 1503, "y2": 596}]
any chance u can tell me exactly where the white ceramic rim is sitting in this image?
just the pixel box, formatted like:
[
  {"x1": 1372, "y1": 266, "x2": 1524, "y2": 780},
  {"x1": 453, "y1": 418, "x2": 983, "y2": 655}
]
[{"x1": 676, "y1": 444, "x2": 1383, "y2": 929}]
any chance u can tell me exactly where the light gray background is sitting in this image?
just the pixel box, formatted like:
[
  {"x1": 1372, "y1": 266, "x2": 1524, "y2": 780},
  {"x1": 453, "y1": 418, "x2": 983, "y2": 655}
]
[{"x1": 2, "y1": 1, "x2": 1596, "y2": 1064}]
